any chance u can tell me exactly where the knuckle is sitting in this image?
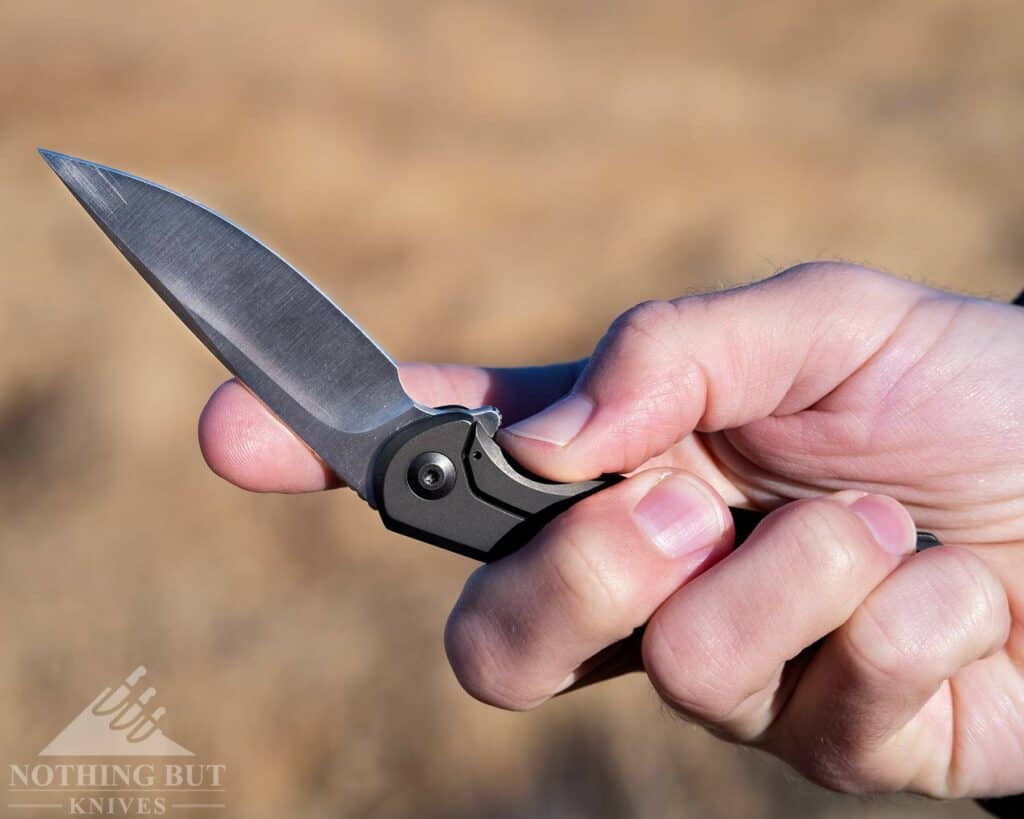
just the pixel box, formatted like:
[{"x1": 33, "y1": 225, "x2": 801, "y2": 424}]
[
  {"x1": 935, "y1": 547, "x2": 1007, "y2": 639},
  {"x1": 773, "y1": 262, "x2": 900, "y2": 317},
  {"x1": 843, "y1": 599, "x2": 921, "y2": 690},
  {"x1": 776, "y1": 260, "x2": 883, "y2": 290},
  {"x1": 771, "y1": 498, "x2": 863, "y2": 584},
  {"x1": 848, "y1": 547, "x2": 1008, "y2": 683},
  {"x1": 599, "y1": 300, "x2": 684, "y2": 378},
  {"x1": 443, "y1": 574, "x2": 534, "y2": 710},
  {"x1": 544, "y1": 516, "x2": 637, "y2": 636},
  {"x1": 642, "y1": 615, "x2": 740, "y2": 724},
  {"x1": 609, "y1": 299, "x2": 680, "y2": 344},
  {"x1": 587, "y1": 300, "x2": 700, "y2": 466}
]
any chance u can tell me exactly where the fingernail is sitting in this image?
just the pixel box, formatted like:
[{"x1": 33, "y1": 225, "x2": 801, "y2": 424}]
[
  {"x1": 556, "y1": 672, "x2": 577, "y2": 693},
  {"x1": 633, "y1": 475, "x2": 725, "y2": 559},
  {"x1": 850, "y1": 495, "x2": 915, "y2": 556},
  {"x1": 503, "y1": 394, "x2": 595, "y2": 446}
]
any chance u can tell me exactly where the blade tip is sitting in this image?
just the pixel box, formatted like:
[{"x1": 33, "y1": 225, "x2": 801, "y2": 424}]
[{"x1": 37, "y1": 148, "x2": 75, "y2": 175}]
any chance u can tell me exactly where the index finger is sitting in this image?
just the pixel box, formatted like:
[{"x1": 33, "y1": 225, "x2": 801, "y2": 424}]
[{"x1": 197, "y1": 361, "x2": 583, "y2": 493}]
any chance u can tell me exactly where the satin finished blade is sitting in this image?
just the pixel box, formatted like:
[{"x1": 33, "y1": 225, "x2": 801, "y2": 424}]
[{"x1": 40, "y1": 149, "x2": 433, "y2": 501}]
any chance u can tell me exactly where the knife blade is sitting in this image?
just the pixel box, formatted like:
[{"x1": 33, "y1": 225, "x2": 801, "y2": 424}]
[{"x1": 39, "y1": 148, "x2": 436, "y2": 501}]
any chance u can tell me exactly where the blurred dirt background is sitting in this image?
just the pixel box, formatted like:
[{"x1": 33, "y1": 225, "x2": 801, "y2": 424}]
[{"x1": 2, "y1": 1, "x2": 1022, "y2": 817}]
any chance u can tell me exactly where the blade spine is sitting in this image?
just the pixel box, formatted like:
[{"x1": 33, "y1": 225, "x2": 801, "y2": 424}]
[{"x1": 41, "y1": 149, "x2": 403, "y2": 374}]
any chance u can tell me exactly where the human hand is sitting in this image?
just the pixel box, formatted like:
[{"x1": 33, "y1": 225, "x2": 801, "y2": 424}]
[{"x1": 198, "y1": 263, "x2": 1024, "y2": 798}]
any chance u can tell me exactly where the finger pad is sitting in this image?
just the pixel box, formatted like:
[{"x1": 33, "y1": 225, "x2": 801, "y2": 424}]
[{"x1": 198, "y1": 380, "x2": 335, "y2": 492}]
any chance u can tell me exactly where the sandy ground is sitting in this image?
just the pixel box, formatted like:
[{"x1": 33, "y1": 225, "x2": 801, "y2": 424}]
[{"x1": 2, "y1": 1, "x2": 1021, "y2": 816}]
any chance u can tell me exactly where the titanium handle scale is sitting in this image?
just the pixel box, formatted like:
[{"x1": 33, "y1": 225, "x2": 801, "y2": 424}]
[{"x1": 373, "y1": 408, "x2": 942, "y2": 562}]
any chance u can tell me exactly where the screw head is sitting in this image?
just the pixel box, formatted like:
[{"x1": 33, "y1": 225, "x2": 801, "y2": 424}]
[{"x1": 408, "y1": 452, "x2": 457, "y2": 499}]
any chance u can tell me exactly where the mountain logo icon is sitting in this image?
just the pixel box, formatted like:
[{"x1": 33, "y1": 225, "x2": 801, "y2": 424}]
[{"x1": 39, "y1": 666, "x2": 194, "y2": 757}]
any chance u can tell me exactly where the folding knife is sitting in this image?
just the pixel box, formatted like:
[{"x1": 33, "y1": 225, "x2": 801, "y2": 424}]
[{"x1": 40, "y1": 150, "x2": 940, "y2": 560}]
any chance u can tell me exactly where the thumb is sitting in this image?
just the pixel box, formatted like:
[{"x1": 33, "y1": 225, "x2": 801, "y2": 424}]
[{"x1": 499, "y1": 263, "x2": 926, "y2": 482}]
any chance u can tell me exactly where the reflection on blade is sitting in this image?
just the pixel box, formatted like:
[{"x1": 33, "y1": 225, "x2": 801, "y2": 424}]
[{"x1": 40, "y1": 149, "x2": 433, "y2": 501}]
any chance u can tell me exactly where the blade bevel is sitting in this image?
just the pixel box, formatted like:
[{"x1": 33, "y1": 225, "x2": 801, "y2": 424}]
[{"x1": 39, "y1": 149, "x2": 434, "y2": 502}]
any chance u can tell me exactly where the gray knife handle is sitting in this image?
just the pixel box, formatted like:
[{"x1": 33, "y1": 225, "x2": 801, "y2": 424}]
[{"x1": 372, "y1": 408, "x2": 941, "y2": 561}]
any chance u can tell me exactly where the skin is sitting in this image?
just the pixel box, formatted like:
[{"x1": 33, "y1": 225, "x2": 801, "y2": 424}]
[{"x1": 198, "y1": 262, "x2": 1024, "y2": 798}]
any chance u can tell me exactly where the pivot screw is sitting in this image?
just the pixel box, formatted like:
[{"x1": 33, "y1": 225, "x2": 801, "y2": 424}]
[{"x1": 408, "y1": 452, "x2": 456, "y2": 500}]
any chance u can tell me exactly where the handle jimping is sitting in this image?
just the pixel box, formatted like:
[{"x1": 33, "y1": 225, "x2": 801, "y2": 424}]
[{"x1": 373, "y1": 408, "x2": 940, "y2": 562}]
